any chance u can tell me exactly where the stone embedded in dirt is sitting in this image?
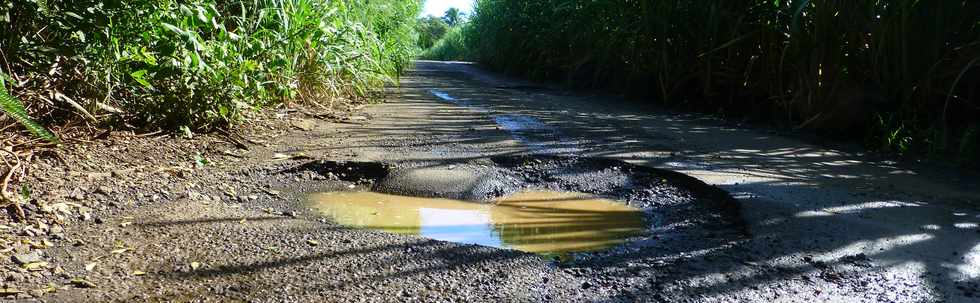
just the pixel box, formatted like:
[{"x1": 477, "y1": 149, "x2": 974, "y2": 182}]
[
  {"x1": 95, "y1": 186, "x2": 112, "y2": 195},
  {"x1": 292, "y1": 119, "x2": 316, "y2": 131},
  {"x1": 12, "y1": 251, "x2": 43, "y2": 265},
  {"x1": 68, "y1": 189, "x2": 85, "y2": 201},
  {"x1": 111, "y1": 169, "x2": 130, "y2": 178},
  {"x1": 49, "y1": 230, "x2": 65, "y2": 240},
  {"x1": 29, "y1": 289, "x2": 45, "y2": 298}
]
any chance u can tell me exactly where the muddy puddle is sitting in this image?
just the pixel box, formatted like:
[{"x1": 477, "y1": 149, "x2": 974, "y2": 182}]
[{"x1": 307, "y1": 191, "x2": 646, "y2": 256}]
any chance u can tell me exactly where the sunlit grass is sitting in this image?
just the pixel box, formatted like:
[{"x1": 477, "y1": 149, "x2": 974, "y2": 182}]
[{"x1": 0, "y1": 0, "x2": 422, "y2": 134}]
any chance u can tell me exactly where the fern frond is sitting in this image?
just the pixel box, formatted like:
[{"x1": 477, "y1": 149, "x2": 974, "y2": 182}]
[{"x1": 0, "y1": 73, "x2": 60, "y2": 144}]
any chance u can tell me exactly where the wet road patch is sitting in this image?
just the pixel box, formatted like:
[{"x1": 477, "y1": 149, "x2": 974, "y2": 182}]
[{"x1": 307, "y1": 191, "x2": 646, "y2": 256}]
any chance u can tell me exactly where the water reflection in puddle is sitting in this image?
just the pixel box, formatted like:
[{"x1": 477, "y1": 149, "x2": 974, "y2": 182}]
[
  {"x1": 429, "y1": 90, "x2": 490, "y2": 113},
  {"x1": 308, "y1": 191, "x2": 646, "y2": 255}
]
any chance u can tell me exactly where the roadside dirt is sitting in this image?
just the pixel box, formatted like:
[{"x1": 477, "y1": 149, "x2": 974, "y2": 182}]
[{"x1": 1, "y1": 60, "x2": 978, "y2": 302}]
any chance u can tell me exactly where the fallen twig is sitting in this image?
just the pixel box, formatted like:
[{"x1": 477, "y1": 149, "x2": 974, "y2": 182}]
[{"x1": 0, "y1": 149, "x2": 26, "y2": 221}]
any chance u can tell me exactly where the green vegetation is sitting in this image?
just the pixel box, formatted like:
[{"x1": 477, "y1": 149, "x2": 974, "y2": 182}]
[
  {"x1": 416, "y1": 7, "x2": 471, "y2": 61},
  {"x1": 416, "y1": 7, "x2": 469, "y2": 60},
  {"x1": 0, "y1": 0, "x2": 421, "y2": 137},
  {"x1": 458, "y1": 0, "x2": 980, "y2": 163},
  {"x1": 420, "y1": 26, "x2": 471, "y2": 61},
  {"x1": 416, "y1": 15, "x2": 450, "y2": 50},
  {"x1": 0, "y1": 73, "x2": 58, "y2": 144},
  {"x1": 442, "y1": 7, "x2": 464, "y2": 27}
]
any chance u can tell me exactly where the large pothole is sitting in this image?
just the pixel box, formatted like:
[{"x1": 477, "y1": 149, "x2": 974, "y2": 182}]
[{"x1": 287, "y1": 156, "x2": 743, "y2": 258}]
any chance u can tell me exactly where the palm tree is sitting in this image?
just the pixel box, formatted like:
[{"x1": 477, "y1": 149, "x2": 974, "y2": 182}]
[{"x1": 443, "y1": 7, "x2": 464, "y2": 27}]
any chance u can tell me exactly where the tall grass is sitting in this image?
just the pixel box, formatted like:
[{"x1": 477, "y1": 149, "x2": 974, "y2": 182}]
[
  {"x1": 464, "y1": 0, "x2": 980, "y2": 163},
  {"x1": 0, "y1": 0, "x2": 421, "y2": 135}
]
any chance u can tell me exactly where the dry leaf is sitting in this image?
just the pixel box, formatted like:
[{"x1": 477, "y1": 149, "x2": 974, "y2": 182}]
[
  {"x1": 0, "y1": 288, "x2": 22, "y2": 296},
  {"x1": 110, "y1": 248, "x2": 133, "y2": 254},
  {"x1": 23, "y1": 261, "x2": 49, "y2": 271},
  {"x1": 132, "y1": 270, "x2": 146, "y2": 276},
  {"x1": 84, "y1": 262, "x2": 98, "y2": 271}
]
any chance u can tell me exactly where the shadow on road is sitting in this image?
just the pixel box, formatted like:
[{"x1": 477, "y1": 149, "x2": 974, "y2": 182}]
[{"x1": 137, "y1": 61, "x2": 979, "y2": 302}]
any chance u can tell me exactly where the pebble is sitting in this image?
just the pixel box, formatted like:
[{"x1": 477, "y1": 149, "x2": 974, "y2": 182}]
[
  {"x1": 12, "y1": 252, "x2": 43, "y2": 265},
  {"x1": 48, "y1": 225, "x2": 65, "y2": 239},
  {"x1": 96, "y1": 186, "x2": 112, "y2": 195}
]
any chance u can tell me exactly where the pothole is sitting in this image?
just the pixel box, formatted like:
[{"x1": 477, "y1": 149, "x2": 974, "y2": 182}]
[
  {"x1": 307, "y1": 190, "x2": 645, "y2": 256},
  {"x1": 289, "y1": 156, "x2": 744, "y2": 257}
]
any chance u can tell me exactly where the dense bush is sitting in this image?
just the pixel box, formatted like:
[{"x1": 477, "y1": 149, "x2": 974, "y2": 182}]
[
  {"x1": 465, "y1": 0, "x2": 980, "y2": 163},
  {"x1": 0, "y1": 0, "x2": 420, "y2": 133},
  {"x1": 416, "y1": 15, "x2": 450, "y2": 50}
]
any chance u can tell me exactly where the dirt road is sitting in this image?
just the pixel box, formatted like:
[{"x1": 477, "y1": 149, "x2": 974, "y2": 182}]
[{"x1": 7, "y1": 61, "x2": 979, "y2": 302}]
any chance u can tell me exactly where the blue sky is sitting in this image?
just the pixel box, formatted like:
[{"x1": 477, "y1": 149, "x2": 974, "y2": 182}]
[{"x1": 422, "y1": 0, "x2": 474, "y2": 17}]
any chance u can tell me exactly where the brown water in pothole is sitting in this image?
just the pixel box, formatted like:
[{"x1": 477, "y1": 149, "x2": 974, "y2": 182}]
[{"x1": 307, "y1": 191, "x2": 646, "y2": 255}]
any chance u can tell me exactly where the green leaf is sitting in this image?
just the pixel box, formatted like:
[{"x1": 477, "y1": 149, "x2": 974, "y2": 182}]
[
  {"x1": 129, "y1": 70, "x2": 154, "y2": 89},
  {"x1": 179, "y1": 126, "x2": 193, "y2": 139},
  {"x1": 0, "y1": 73, "x2": 59, "y2": 143},
  {"x1": 64, "y1": 12, "x2": 83, "y2": 20},
  {"x1": 160, "y1": 23, "x2": 185, "y2": 36}
]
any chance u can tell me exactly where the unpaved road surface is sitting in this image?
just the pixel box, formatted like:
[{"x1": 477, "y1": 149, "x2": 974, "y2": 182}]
[{"x1": 5, "y1": 61, "x2": 980, "y2": 302}]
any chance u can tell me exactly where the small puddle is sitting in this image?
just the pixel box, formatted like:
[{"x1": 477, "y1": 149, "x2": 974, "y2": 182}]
[
  {"x1": 308, "y1": 191, "x2": 646, "y2": 256},
  {"x1": 430, "y1": 90, "x2": 456, "y2": 101},
  {"x1": 429, "y1": 90, "x2": 490, "y2": 113},
  {"x1": 494, "y1": 115, "x2": 549, "y2": 131}
]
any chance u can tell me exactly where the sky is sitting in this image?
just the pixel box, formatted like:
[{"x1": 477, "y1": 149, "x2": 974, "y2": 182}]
[{"x1": 422, "y1": 0, "x2": 474, "y2": 17}]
